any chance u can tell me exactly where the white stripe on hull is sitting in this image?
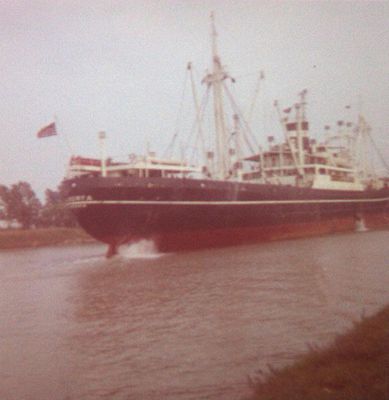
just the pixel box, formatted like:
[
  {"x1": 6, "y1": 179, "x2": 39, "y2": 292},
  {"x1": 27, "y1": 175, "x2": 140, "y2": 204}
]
[{"x1": 66, "y1": 196, "x2": 389, "y2": 207}]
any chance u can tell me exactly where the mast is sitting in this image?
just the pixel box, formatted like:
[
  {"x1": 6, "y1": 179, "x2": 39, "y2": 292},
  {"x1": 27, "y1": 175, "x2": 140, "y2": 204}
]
[
  {"x1": 297, "y1": 89, "x2": 307, "y2": 172},
  {"x1": 357, "y1": 115, "x2": 370, "y2": 181},
  {"x1": 98, "y1": 131, "x2": 107, "y2": 177},
  {"x1": 188, "y1": 62, "x2": 209, "y2": 174},
  {"x1": 274, "y1": 101, "x2": 302, "y2": 176},
  {"x1": 210, "y1": 12, "x2": 228, "y2": 179}
]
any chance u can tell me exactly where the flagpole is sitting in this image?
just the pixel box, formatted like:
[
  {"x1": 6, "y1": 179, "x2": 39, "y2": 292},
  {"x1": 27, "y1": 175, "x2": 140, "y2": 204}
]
[
  {"x1": 54, "y1": 115, "x2": 73, "y2": 155},
  {"x1": 53, "y1": 115, "x2": 76, "y2": 181}
]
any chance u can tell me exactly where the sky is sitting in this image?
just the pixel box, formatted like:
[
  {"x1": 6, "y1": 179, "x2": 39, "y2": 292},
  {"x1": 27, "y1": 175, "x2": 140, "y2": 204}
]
[{"x1": 1, "y1": 0, "x2": 388, "y2": 198}]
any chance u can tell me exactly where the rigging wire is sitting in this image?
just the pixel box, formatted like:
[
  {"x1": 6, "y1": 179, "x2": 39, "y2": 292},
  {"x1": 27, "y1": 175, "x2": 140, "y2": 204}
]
[
  {"x1": 188, "y1": 87, "x2": 211, "y2": 164},
  {"x1": 365, "y1": 128, "x2": 389, "y2": 173},
  {"x1": 188, "y1": 63, "x2": 208, "y2": 167},
  {"x1": 222, "y1": 82, "x2": 258, "y2": 154},
  {"x1": 229, "y1": 75, "x2": 268, "y2": 146},
  {"x1": 162, "y1": 68, "x2": 190, "y2": 158},
  {"x1": 247, "y1": 70, "x2": 265, "y2": 125}
]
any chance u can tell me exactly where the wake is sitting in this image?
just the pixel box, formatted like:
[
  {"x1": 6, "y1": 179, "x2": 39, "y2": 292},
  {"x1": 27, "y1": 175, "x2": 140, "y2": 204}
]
[{"x1": 118, "y1": 239, "x2": 166, "y2": 259}]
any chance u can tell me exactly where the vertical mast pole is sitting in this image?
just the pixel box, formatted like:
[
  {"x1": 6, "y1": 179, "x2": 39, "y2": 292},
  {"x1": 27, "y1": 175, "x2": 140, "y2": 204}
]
[
  {"x1": 98, "y1": 131, "x2": 107, "y2": 177},
  {"x1": 210, "y1": 12, "x2": 228, "y2": 178},
  {"x1": 188, "y1": 62, "x2": 208, "y2": 173},
  {"x1": 274, "y1": 101, "x2": 302, "y2": 176},
  {"x1": 297, "y1": 90, "x2": 306, "y2": 171},
  {"x1": 295, "y1": 103, "x2": 302, "y2": 170},
  {"x1": 360, "y1": 116, "x2": 368, "y2": 180},
  {"x1": 233, "y1": 113, "x2": 241, "y2": 179}
]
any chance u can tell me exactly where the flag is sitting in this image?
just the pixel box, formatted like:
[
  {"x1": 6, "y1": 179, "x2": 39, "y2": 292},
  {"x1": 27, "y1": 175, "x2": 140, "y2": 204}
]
[{"x1": 37, "y1": 122, "x2": 57, "y2": 138}]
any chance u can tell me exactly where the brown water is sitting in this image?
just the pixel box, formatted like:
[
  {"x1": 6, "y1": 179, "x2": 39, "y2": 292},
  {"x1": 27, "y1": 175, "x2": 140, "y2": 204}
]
[{"x1": 0, "y1": 230, "x2": 388, "y2": 400}]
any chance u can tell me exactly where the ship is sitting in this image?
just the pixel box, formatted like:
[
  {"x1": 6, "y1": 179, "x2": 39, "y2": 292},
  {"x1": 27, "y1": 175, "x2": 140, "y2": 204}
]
[{"x1": 63, "y1": 14, "x2": 389, "y2": 257}]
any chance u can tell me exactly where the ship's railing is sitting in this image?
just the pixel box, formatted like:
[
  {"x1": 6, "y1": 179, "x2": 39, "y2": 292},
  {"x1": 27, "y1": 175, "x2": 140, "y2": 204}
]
[{"x1": 66, "y1": 156, "x2": 202, "y2": 179}]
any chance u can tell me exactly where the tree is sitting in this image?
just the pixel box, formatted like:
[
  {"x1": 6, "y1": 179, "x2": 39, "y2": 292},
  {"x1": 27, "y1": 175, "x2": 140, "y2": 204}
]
[
  {"x1": 1, "y1": 181, "x2": 77, "y2": 229},
  {"x1": 7, "y1": 182, "x2": 41, "y2": 229},
  {"x1": 39, "y1": 185, "x2": 77, "y2": 228},
  {"x1": 0, "y1": 185, "x2": 9, "y2": 223}
]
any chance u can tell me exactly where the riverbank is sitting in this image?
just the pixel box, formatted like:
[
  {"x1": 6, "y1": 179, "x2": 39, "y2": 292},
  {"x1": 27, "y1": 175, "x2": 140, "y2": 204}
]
[
  {"x1": 0, "y1": 227, "x2": 95, "y2": 250},
  {"x1": 247, "y1": 305, "x2": 389, "y2": 400}
]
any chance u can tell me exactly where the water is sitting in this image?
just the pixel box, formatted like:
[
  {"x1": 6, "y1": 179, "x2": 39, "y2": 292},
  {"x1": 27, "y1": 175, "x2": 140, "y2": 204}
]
[{"x1": 0, "y1": 230, "x2": 388, "y2": 400}]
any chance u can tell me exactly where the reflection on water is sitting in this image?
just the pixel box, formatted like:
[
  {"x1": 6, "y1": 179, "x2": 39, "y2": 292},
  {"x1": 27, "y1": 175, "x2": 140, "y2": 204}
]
[{"x1": 0, "y1": 230, "x2": 388, "y2": 400}]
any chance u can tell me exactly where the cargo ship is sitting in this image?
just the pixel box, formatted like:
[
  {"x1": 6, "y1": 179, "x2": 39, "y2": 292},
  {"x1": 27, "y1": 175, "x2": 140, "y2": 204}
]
[{"x1": 63, "y1": 14, "x2": 389, "y2": 257}]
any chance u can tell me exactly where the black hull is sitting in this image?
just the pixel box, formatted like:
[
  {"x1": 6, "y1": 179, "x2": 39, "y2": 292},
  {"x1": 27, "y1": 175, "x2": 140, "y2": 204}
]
[{"x1": 63, "y1": 176, "x2": 389, "y2": 252}]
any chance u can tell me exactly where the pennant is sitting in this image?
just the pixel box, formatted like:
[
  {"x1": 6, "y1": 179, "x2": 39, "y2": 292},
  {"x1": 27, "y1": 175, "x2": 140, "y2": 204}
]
[{"x1": 37, "y1": 122, "x2": 57, "y2": 138}]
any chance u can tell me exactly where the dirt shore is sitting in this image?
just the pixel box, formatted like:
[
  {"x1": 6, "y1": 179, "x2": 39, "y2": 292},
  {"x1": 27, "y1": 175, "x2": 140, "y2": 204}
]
[{"x1": 247, "y1": 305, "x2": 389, "y2": 400}]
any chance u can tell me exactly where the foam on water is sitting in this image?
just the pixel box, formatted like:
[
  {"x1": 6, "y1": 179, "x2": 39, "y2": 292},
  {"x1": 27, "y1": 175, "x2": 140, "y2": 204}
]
[
  {"x1": 118, "y1": 239, "x2": 165, "y2": 259},
  {"x1": 355, "y1": 219, "x2": 368, "y2": 232}
]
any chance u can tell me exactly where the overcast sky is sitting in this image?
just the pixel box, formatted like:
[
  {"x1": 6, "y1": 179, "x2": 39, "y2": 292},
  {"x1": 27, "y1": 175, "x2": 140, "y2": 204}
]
[{"x1": 1, "y1": 0, "x2": 388, "y2": 198}]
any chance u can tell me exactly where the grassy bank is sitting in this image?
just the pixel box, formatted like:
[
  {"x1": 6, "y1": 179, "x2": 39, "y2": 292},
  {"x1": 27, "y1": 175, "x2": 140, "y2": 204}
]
[
  {"x1": 0, "y1": 227, "x2": 95, "y2": 250},
  {"x1": 248, "y1": 305, "x2": 389, "y2": 400}
]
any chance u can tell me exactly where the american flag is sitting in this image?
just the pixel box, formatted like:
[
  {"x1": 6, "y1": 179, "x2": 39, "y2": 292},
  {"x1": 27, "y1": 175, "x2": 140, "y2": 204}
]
[{"x1": 37, "y1": 122, "x2": 57, "y2": 138}]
